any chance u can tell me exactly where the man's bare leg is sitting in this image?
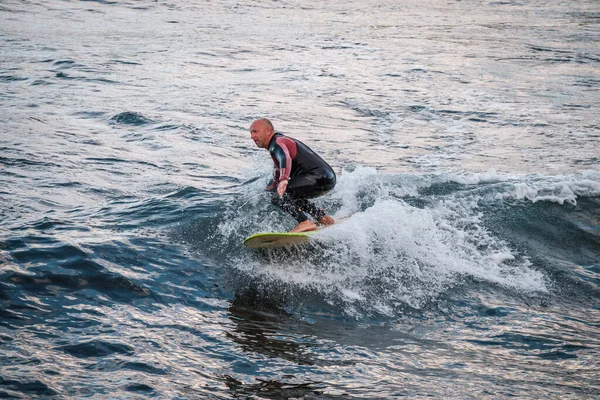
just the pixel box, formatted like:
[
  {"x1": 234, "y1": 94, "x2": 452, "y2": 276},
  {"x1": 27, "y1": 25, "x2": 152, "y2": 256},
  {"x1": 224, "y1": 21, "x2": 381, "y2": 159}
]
[{"x1": 290, "y1": 220, "x2": 317, "y2": 233}]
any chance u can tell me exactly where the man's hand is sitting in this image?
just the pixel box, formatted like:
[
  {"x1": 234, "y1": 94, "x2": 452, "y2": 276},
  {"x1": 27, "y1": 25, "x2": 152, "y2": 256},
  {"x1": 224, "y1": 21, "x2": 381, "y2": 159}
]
[{"x1": 277, "y1": 180, "x2": 288, "y2": 197}]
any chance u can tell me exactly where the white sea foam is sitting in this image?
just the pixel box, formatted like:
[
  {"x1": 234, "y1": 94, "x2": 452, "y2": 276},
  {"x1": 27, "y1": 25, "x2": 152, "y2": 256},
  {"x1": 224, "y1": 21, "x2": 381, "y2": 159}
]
[
  {"x1": 328, "y1": 166, "x2": 426, "y2": 218},
  {"x1": 499, "y1": 171, "x2": 600, "y2": 206},
  {"x1": 449, "y1": 169, "x2": 514, "y2": 185}
]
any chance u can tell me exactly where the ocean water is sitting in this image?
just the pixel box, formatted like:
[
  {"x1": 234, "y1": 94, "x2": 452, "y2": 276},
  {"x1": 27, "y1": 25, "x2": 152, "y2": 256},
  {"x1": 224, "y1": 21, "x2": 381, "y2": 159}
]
[{"x1": 1, "y1": 0, "x2": 599, "y2": 398}]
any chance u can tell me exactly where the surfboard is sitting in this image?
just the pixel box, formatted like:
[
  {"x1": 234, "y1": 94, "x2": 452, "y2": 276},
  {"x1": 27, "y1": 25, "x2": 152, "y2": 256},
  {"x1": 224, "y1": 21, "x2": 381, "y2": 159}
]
[
  {"x1": 243, "y1": 231, "x2": 318, "y2": 249},
  {"x1": 244, "y1": 217, "x2": 348, "y2": 249}
]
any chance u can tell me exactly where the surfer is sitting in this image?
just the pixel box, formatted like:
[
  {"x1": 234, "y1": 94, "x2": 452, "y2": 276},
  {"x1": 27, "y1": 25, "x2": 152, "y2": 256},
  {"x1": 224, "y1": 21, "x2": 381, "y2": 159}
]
[{"x1": 249, "y1": 118, "x2": 336, "y2": 233}]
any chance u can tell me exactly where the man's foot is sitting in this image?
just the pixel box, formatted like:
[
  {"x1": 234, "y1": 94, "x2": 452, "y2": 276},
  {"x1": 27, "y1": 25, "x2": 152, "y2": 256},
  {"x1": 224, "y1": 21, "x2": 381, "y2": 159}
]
[
  {"x1": 318, "y1": 215, "x2": 335, "y2": 226},
  {"x1": 290, "y1": 220, "x2": 317, "y2": 233}
]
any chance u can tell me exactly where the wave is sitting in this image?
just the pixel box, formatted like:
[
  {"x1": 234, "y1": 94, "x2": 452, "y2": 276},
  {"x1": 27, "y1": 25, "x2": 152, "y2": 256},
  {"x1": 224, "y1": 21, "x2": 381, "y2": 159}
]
[{"x1": 197, "y1": 167, "x2": 600, "y2": 317}]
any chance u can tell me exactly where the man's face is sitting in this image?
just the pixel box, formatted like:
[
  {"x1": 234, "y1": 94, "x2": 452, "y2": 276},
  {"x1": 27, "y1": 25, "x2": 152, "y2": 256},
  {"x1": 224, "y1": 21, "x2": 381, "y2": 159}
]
[{"x1": 250, "y1": 120, "x2": 272, "y2": 149}]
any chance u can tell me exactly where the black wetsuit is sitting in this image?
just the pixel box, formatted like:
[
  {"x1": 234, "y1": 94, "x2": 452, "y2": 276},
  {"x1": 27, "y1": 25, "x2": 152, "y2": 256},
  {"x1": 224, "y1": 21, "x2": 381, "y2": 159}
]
[{"x1": 267, "y1": 133, "x2": 336, "y2": 223}]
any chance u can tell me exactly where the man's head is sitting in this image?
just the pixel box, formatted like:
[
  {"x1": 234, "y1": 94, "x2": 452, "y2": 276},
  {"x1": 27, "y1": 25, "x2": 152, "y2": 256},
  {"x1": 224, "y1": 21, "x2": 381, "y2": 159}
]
[{"x1": 250, "y1": 118, "x2": 275, "y2": 149}]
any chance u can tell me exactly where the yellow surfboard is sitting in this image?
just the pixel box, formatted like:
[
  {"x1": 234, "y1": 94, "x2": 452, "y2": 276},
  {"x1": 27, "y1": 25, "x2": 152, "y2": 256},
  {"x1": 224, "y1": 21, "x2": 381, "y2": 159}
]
[{"x1": 243, "y1": 231, "x2": 318, "y2": 249}]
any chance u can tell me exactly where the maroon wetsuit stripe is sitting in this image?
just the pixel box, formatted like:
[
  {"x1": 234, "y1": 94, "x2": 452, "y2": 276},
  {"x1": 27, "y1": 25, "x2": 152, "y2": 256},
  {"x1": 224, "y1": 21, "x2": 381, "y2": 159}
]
[{"x1": 274, "y1": 136, "x2": 296, "y2": 181}]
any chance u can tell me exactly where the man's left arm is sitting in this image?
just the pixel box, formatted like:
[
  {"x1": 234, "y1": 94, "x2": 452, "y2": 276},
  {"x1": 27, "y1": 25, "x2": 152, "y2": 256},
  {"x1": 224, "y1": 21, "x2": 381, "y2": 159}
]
[
  {"x1": 266, "y1": 167, "x2": 279, "y2": 191},
  {"x1": 271, "y1": 140, "x2": 293, "y2": 197}
]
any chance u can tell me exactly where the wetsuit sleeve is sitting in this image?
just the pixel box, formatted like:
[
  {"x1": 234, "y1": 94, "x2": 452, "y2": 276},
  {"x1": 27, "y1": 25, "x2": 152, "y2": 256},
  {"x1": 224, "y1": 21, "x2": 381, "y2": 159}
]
[{"x1": 272, "y1": 138, "x2": 293, "y2": 181}]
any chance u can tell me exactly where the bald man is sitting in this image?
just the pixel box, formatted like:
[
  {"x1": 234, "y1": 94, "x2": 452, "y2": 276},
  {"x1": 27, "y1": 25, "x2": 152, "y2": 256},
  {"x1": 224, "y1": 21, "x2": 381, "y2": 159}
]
[{"x1": 249, "y1": 118, "x2": 336, "y2": 232}]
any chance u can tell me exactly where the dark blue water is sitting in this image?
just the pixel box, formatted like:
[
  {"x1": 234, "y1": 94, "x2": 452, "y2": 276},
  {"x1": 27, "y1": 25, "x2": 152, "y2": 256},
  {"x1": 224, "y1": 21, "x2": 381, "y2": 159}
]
[{"x1": 1, "y1": 0, "x2": 599, "y2": 398}]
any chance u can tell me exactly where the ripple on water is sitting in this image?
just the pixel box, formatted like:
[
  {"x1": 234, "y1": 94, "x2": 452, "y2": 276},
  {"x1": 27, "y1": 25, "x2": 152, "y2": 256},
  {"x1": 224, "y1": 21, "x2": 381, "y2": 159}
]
[
  {"x1": 123, "y1": 383, "x2": 156, "y2": 394},
  {"x1": 5, "y1": 269, "x2": 142, "y2": 298},
  {"x1": 71, "y1": 111, "x2": 107, "y2": 119},
  {"x1": 3, "y1": 237, "x2": 154, "y2": 304},
  {"x1": 109, "y1": 111, "x2": 154, "y2": 126},
  {"x1": 57, "y1": 340, "x2": 135, "y2": 358},
  {"x1": 0, "y1": 377, "x2": 59, "y2": 397},
  {"x1": 119, "y1": 361, "x2": 167, "y2": 375},
  {"x1": 0, "y1": 75, "x2": 28, "y2": 82}
]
